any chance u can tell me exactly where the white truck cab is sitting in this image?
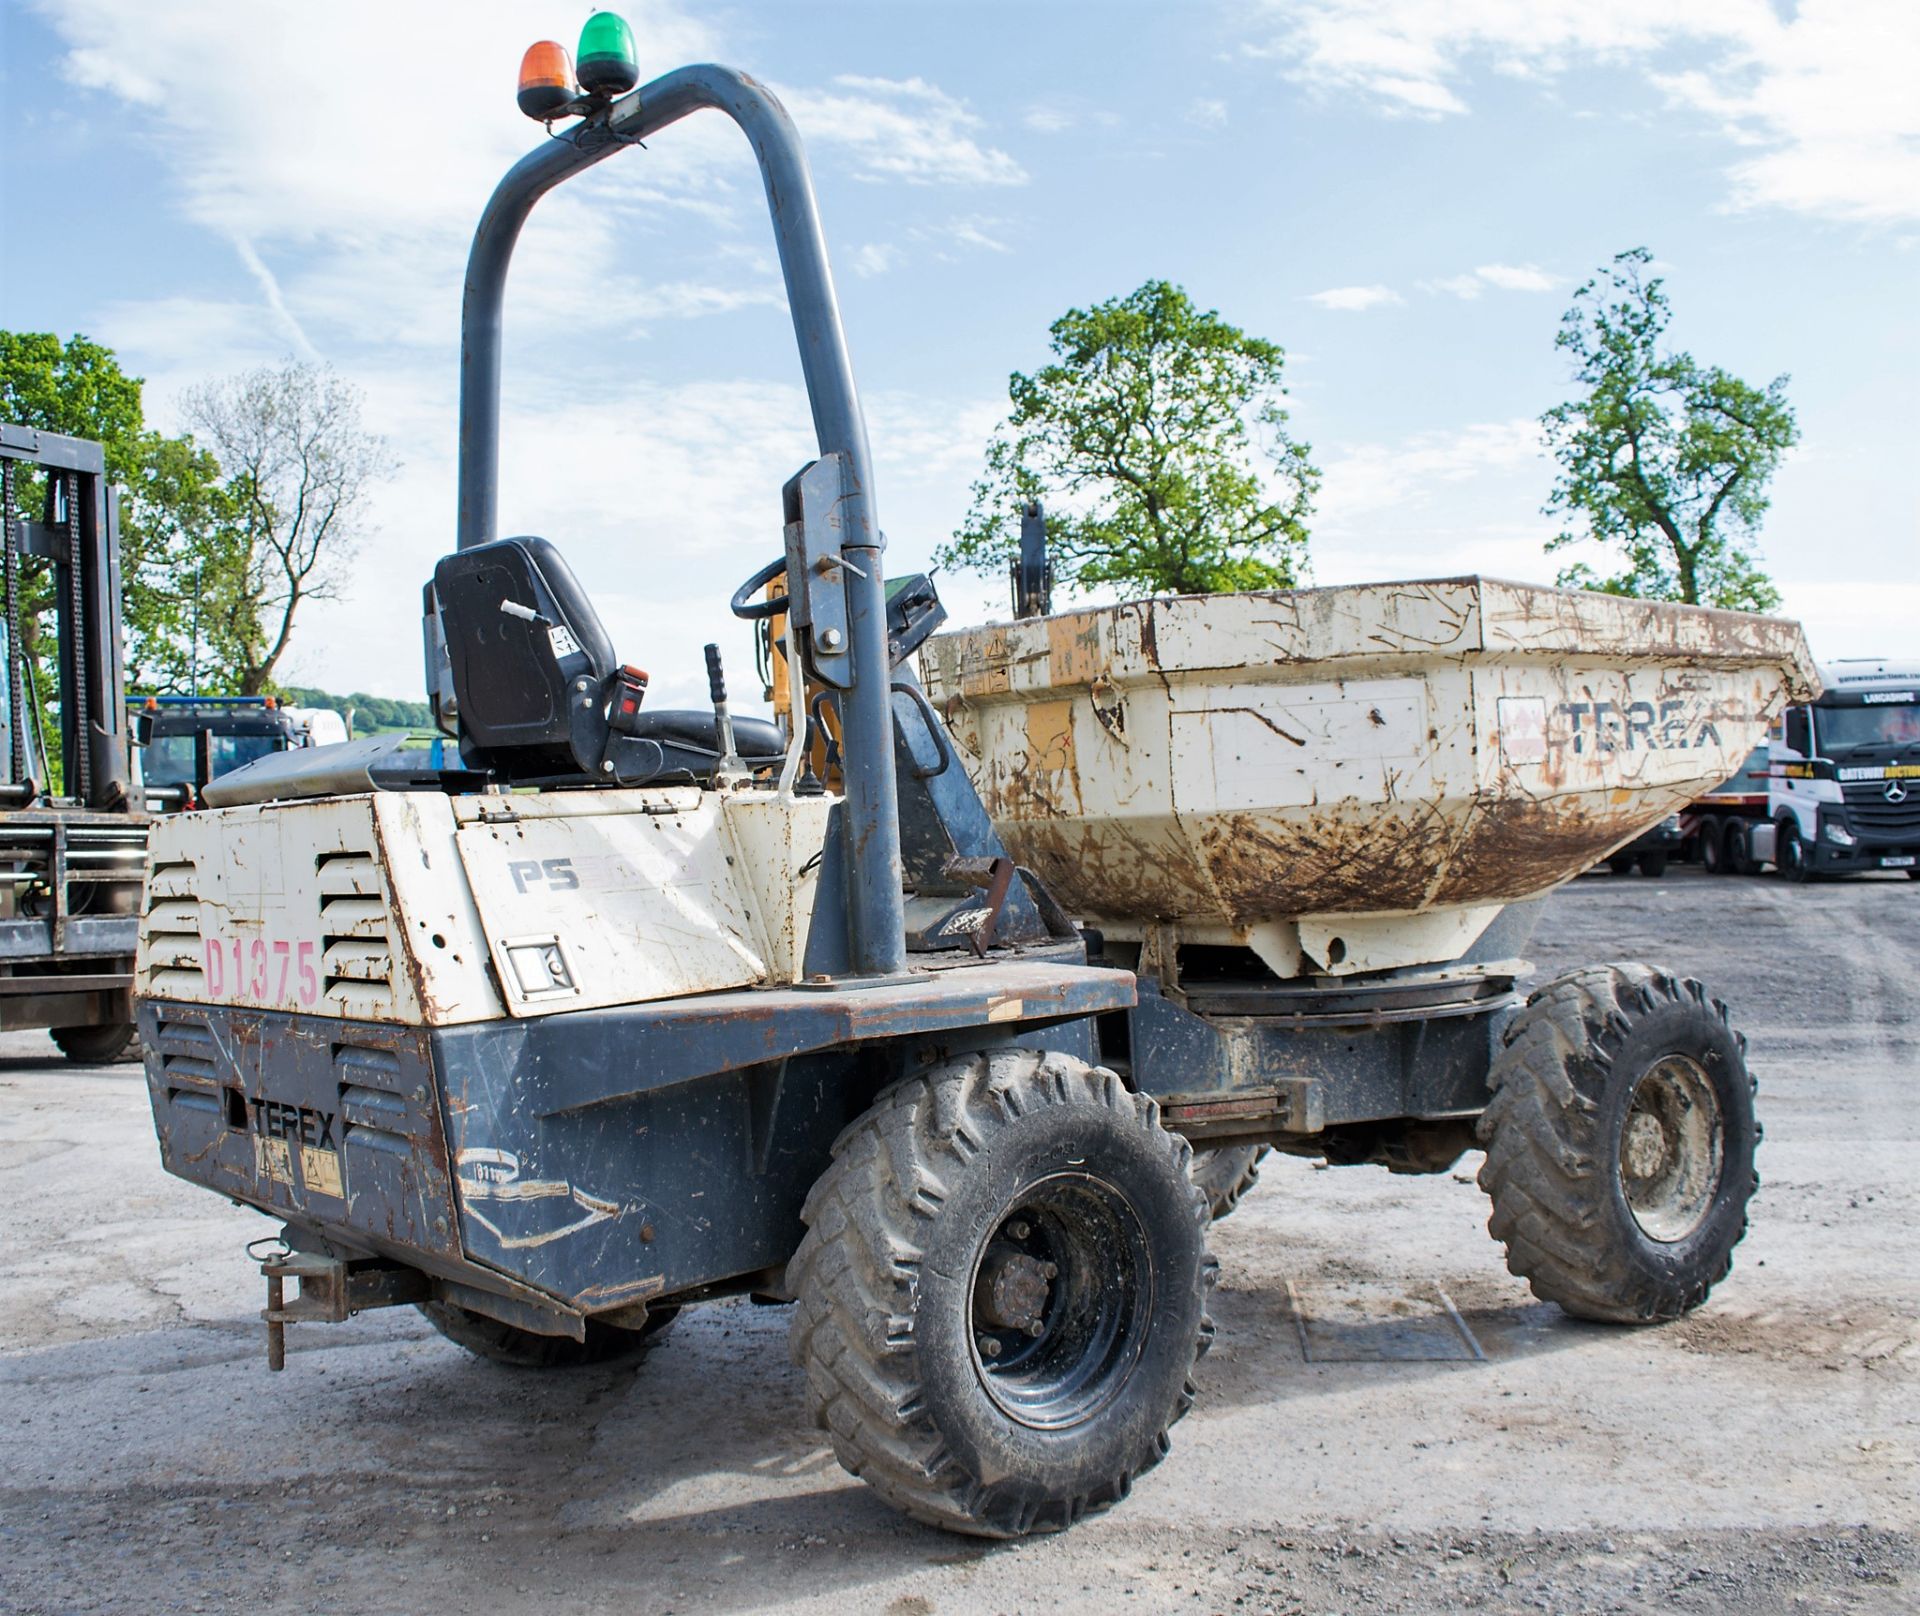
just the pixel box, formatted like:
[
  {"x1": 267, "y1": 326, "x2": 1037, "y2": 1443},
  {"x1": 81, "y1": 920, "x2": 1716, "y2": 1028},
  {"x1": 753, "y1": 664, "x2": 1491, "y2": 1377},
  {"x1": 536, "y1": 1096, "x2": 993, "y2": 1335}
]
[{"x1": 1762, "y1": 658, "x2": 1920, "y2": 879}]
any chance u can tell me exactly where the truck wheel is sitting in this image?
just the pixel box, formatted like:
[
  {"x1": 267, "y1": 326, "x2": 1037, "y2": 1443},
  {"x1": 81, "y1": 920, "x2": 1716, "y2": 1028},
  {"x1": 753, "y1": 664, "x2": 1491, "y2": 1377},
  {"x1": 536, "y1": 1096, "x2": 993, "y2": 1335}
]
[
  {"x1": 1774, "y1": 818, "x2": 1813, "y2": 883},
  {"x1": 1606, "y1": 852, "x2": 1637, "y2": 875},
  {"x1": 1636, "y1": 852, "x2": 1669, "y2": 878},
  {"x1": 419, "y1": 1301, "x2": 679, "y2": 1368},
  {"x1": 1698, "y1": 818, "x2": 1727, "y2": 874},
  {"x1": 1190, "y1": 1144, "x2": 1270, "y2": 1221},
  {"x1": 1724, "y1": 819, "x2": 1754, "y2": 875},
  {"x1": 787, "y1": 1046, "x2": 1215, "y2": 1538},
  {"x1": 1477, "y1": 964, "x2": 1758, "y2": 1324},
  {"x1": 51, "y1": 1023, "x2": 139, "y2": 1064}
]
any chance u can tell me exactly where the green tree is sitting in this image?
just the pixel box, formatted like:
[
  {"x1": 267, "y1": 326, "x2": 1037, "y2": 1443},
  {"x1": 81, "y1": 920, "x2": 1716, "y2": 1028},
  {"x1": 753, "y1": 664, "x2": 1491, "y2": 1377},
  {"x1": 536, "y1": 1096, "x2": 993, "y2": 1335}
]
[
  {"x1": 281, "y1": 686, "x2": 433, "y2": 734},
  {"x1": 1541, "y1": 249, "x2": 1796, "y2": 612},
  {"x1": 0, "y1": 332, "x2": 248, "y2": 777},
  {"x1": 937, "y1": 280, "x2": 1318, "y2": 597}
]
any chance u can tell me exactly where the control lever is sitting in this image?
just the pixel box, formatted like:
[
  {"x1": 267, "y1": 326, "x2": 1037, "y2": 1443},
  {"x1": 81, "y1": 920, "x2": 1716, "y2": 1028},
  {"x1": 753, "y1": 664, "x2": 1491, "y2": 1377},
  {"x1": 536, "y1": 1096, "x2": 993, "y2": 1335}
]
[{"x1": 704, "y1": 643, "x2": 749, "y2": 788}]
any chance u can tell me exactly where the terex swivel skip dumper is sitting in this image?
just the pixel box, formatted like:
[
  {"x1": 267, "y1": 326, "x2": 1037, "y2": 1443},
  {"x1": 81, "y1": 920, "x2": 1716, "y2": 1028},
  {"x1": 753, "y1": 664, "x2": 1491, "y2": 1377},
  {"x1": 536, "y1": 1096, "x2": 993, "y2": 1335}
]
[{"x1": 140, "y1": 33, "x2": 1817, "y2": 1536}]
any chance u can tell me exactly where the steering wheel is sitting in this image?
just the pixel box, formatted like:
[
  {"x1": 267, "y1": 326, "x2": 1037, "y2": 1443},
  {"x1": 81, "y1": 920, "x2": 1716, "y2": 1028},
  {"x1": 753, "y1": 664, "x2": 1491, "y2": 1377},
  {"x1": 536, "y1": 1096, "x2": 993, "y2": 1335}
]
[{"x1": 731, "y1": 556, "x2": 790, "y2": 620}]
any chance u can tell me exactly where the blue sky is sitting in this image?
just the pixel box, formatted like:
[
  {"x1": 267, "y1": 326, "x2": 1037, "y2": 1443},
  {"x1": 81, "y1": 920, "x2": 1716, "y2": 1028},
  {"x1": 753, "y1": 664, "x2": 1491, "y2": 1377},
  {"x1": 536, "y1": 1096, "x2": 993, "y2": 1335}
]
[{"x1": 2, "y1": 0, "x2": 1914, "y2": 708}]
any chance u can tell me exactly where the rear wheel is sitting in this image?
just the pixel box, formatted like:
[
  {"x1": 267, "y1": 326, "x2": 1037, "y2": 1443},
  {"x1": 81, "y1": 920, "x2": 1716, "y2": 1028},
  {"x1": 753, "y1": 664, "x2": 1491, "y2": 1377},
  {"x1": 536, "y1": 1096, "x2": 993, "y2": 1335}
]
[
  {"x1": 51, "y1": 1023, "x2": 138, "y2": 1064},
  {"x1": 1190, "y1": 1144, "x2": 1269, "y2": 1221},
  {"x1": 420, "y1": 1301, "x2": 679, "y2": 1368},
  {"x1": 788, "y1": 1046, "x2": 1214, "y2": 1537},
  {"x1": 1477, "y1": 964, "x2": 1758, "y2": 1323},
  {"x1": 1698, "y1": 818, "x2": 1727, "y2": 874},
  {"x1": 1636, "y1": 852, "x2": 1669, "y2": 878},
  {"x1": 1606, "y1": 852, "x2": 1637, "y2": 875},
  {"x1": 1724, "y1": 818, "x2": 1754, "y2": 875}
]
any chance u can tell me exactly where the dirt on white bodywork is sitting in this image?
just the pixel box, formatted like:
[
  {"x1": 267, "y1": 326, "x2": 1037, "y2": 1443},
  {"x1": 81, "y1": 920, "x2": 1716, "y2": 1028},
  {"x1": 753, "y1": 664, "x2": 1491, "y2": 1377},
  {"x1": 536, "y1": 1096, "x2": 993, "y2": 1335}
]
[{"x1": 1, "y1": 866, "x2": 1914, "y2": 1614}]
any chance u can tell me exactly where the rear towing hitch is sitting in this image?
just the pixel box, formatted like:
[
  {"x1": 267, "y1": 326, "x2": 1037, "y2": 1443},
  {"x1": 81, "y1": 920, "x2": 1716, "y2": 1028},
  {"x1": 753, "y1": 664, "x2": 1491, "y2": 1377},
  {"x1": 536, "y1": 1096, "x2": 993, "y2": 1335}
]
[{"x1": 256, "y1": 1242, "x2": 430, "y2": 1370}]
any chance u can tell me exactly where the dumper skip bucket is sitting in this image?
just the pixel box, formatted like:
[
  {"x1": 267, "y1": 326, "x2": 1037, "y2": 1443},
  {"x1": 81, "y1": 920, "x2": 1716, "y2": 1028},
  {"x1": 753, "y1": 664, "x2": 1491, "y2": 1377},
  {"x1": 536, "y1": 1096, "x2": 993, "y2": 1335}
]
[{"x1": 921, "y1": 577, "x2": 1819, "y2": 978}]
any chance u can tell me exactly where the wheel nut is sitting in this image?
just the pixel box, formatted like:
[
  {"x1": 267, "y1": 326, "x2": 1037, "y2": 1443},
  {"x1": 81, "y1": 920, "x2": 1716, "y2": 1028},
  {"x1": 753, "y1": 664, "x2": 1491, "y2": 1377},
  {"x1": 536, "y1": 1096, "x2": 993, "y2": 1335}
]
[
  {"x1": 1007, "y1": 1220, "x2": 1030, "y2": 1240},
  {"x1": 1040, "y1": 1261, "x2": 1057, "y2": 1280},
  {"x1": 980, "y1": 1336, "x2": 1002, "y2": 1359}
]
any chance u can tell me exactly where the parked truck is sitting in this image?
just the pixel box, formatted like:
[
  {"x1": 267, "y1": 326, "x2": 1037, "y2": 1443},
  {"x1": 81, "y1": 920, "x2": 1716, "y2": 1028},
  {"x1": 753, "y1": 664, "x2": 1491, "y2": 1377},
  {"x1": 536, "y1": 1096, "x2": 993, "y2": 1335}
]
[
  {"x1": 136, "y1": 695, "x2": 349, "y2": 813},
  {"x1": 133, "y1": 32, "x2": 1819, "y2": 1540},
  {"x1": 1663, "y1": 659, "x2": 1919, "y2": 881}
]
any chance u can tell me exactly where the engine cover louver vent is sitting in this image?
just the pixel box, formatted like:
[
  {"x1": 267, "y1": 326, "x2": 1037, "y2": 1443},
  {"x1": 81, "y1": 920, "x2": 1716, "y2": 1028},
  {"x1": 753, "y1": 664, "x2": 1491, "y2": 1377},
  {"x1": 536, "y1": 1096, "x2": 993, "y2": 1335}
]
[
  {"x1": 142, "y1": 858, "x2": 204, "y2": 999},
  {"x1": 316, "y1": 851, "x2": 397, "y2": 1013}
]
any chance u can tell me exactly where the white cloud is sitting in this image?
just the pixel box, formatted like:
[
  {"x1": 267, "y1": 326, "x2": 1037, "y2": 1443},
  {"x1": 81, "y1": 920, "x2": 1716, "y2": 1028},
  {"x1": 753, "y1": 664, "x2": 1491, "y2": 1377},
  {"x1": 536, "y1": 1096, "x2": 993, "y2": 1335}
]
[
  {"x1": 1301, "y1": 418, "x2": 1560, "y2": 587},
  {"x1": 1020, "y1": 99, "x2": 1120, "y2": 136},
  {"x1": 1306, "y1": 284, "x2": 1403, "y2": 311},
  {"x1": 851, "y1": 243, "x2": 900, "y2": 278},
  {"x1": 1187, "y1": 97, "x2": 1230, "y2": 128},
  {"x1": 1422, "y1": 262, "x2": 1563, "y2": 298},
  {"x1": 918, "y1": 216, "x2": 1013, "y2": 255},
  {"x1": 781, "y1": 75, "x2": 1028, "y2": 187},
  {"x1": 1474, "y1": 262, "x2": 1562, "y2": 292},
  {"x1": 1316, "y1": 418, "x2": 1546, "y2": 527},
  {"x1": 1024, "y1": 104, "x2": 1078, "y2": 134},
  {"x1": 1247, "y1": 0, "x2": 1920, "y2": 222}
]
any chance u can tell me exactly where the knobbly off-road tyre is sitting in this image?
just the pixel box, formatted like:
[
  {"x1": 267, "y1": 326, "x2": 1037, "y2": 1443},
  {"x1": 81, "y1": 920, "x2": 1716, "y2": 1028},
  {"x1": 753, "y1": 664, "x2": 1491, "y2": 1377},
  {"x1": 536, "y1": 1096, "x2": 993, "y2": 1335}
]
[
  {"x1": 51, "y1": 1023, "x2": 138, "y2": 1064},
  {"x1": 419, "y1": 1301, "x2": 680, "y2": 1368},
  {"x1": 787, "y1": 1046, "x2": 1216, "y2": 1538},
  {"x1": 1477, "y1": 964, "x2": 1758, "y2": 1325},
  {"x1": 1190, "y1": 1144, "x2": 1270, "y2": 1221}
]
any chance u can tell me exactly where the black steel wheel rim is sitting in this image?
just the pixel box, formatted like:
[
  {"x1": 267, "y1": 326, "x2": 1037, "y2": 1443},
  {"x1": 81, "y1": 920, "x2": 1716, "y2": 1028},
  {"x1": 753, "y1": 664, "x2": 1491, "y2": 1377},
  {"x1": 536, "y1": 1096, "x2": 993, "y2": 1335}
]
[{"x1": 966, "y1": 1172, "x2": 1155, "y2": 1431}]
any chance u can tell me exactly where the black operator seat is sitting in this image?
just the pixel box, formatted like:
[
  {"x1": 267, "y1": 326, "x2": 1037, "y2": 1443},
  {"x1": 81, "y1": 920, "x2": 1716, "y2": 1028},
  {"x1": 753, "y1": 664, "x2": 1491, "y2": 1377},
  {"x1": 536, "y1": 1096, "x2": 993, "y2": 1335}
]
[
  {"x1": 434, "y1": 537, "x2": 616, "y2": 781},
  {"x1": 431, "y1": 537, "x2": 784, "y2": 786}
]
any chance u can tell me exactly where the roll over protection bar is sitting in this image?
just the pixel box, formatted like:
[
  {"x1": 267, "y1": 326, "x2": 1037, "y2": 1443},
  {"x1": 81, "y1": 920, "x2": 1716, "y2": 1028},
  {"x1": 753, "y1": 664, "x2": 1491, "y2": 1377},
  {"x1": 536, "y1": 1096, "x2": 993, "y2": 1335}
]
[{"x1": 455, "y1": 65, "x2": 905, "y2": 978}]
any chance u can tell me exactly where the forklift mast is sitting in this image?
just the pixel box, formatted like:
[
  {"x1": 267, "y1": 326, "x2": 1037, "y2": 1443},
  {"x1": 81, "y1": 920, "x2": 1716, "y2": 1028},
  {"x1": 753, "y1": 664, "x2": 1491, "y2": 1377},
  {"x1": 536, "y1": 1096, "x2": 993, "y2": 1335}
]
[
  {"x1": 0, "y1": 424, "x2": 144, "y2": 1060},
  {"x1": 0, "y1": 424, "x2": 134, "y2": 811}
]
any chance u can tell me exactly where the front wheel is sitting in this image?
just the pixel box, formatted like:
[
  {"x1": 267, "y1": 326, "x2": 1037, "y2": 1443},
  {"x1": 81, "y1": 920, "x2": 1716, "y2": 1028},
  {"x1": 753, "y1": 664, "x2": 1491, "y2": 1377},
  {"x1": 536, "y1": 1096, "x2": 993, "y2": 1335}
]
[
  {"x1": 420, "y1": 1301, "x2": 679, "y2": 1368},
  {"x1": 788, "y1": 1046, "x2": 1215, "y2": 1537},
  {"x1": 1477, "y1": 964, "x2": 1759, "y2": 1323},
  {"x1": 1637, "y1": 852, "x2": 1669, "y2": 878},
  {"x1": 1775, "y1": 818, "x2": 1813, "y2": 883}
]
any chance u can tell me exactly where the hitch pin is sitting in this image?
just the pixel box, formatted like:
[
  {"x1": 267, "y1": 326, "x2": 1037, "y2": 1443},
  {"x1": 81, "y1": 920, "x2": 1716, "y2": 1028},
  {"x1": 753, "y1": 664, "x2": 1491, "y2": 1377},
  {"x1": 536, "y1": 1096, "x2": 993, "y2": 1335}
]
[{"x1": 266, "y1": 1270, "x2": 286, "y2": 1371}]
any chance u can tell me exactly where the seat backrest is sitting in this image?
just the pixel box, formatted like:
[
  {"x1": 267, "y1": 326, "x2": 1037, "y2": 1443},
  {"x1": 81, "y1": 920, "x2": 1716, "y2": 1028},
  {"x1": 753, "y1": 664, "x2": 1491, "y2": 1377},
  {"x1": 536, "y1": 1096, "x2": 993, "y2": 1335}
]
[{"x1": 432, "y1": 537, "x2": 616, "y2": 774}]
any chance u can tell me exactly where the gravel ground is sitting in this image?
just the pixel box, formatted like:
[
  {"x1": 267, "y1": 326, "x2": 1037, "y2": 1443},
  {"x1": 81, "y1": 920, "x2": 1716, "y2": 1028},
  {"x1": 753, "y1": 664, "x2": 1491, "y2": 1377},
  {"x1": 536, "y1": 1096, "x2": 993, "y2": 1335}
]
[{"x1": 1, "y1": 865, "x2": 1914, "y2": 1614}]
